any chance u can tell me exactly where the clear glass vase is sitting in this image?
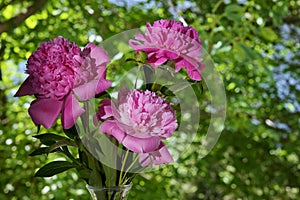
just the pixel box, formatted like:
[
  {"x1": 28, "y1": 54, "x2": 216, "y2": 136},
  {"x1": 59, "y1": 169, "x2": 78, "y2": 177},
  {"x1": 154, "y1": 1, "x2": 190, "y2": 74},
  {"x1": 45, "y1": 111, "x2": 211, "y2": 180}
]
[{"x1": 86, "y1": 183, "x2": 132, "y2": 200}]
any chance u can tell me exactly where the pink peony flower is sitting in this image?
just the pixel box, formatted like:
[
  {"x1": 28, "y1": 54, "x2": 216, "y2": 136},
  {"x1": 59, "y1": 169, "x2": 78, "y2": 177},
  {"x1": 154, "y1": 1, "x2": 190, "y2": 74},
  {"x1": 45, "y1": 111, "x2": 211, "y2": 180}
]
[
  {"x1": 129, "y1": 19, "x2": 204, "y2": 81},
  {"x1": 15, "y1": 36, "x2": 111, "y2": 129},
  {"x1": 96, "y1": 88, "x2": 178, "y2": 166}
]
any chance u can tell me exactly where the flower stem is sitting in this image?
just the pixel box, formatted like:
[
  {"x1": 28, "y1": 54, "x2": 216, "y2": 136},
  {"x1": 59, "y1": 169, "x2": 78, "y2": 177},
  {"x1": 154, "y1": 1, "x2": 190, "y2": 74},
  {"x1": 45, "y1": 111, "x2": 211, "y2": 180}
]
[
  {"x1": 119, "y1": 149, "x2": 129, "y2": 185},
  {"x1": 121, "y1": 154, "x2": 140, "y2": 184}
]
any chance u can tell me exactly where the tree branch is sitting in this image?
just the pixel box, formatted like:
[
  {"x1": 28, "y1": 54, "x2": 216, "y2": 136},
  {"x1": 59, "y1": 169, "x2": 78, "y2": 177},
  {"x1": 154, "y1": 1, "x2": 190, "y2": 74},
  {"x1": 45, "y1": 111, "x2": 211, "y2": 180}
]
[
  {"x1": 0, "y1": 0, "x2": 47, "y2": 34},
  {"x1": 283, "y1": 16, "x2": 300, "y2": 24}
]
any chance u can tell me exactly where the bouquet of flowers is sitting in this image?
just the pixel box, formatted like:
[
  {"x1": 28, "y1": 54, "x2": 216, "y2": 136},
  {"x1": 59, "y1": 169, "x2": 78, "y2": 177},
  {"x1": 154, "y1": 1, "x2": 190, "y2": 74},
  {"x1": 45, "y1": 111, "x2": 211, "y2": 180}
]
[{"x1": 15, "y1": 19, "x2": 206, "y2": 199}]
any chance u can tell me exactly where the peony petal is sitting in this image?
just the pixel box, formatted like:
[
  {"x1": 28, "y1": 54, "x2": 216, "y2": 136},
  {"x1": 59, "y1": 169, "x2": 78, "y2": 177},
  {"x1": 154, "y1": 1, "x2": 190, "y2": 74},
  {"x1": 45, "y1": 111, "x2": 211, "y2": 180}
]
[
  {"x1": 28, "y1": 99, "x2": 63, "y2": 129},
  {"x1": 152, "y1": 57, "x2": 168, "y2": 66},
  {"x1": 61, "y1": 94, "x2": 85, "y2": 129},
  {"x1": 186, "y1": 68, "x2": 202, "y2": 81},
  {"x1": 96, "y1": 99, "x2": 113, "y2": 120},
  {"x1": 73, "y1": 80, "x2": 98, "y2": 101},
  {"x1": 14, "y1": 76, "x2": 36, "y2": 97},
  {"x1": 139, "y1": 142, "x2": 173, "y2": 167},
  {"x1": 100, "y1": 120, "x2": 126, "y2": 143},
  {"x1": 85, "y1": 43, "x2": 110, "y2": 66},
  {"x1": 96, "y1": 79, "x2": 112, "y2": 94},
  {"x1": 122, "y1": 135, "x2": 161, "y2": 153},
  {"x1": 156, "y1": 50, "x2": 179, "y2": 60},
  {"x1": 73, "y1": 79, "x2": 112, "y2": 101},
  {"x1": 139, "y1": 153, "x2": 151, "y2": 167}
]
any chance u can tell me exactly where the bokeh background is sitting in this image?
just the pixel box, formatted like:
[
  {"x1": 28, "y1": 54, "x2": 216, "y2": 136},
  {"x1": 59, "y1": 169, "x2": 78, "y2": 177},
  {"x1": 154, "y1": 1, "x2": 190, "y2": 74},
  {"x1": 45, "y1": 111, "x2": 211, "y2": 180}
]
[{"x1": 0, "y1": 0, "x2": 299, "y2": 199}]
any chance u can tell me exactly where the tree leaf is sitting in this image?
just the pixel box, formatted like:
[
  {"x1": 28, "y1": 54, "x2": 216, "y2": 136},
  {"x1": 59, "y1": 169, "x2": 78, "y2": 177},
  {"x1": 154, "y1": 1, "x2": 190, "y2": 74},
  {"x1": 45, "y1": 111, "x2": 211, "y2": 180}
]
[
  {"x1": 225, "y1": 4, "x2": 243, "y2": 22},
  {"x1": 238, "y1": 43, "x2": 258, "y2": 60},
  {"x1": 225, "y1": 4, "x2": 243, "y2": 13},
  {"x1": 34, "y1": 161, "x2": 77, "y2": 177},
  {"x1": 260, "y1": 27, "x2": 278, "y2": 42}
]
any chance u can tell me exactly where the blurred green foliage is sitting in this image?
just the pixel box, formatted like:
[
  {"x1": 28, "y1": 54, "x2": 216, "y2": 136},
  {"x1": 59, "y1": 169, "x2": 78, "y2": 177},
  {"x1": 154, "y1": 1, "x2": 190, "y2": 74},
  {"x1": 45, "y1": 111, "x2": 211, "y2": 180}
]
[{"x1": 0, "y1": 0, "x2": 299, "y2": 199}]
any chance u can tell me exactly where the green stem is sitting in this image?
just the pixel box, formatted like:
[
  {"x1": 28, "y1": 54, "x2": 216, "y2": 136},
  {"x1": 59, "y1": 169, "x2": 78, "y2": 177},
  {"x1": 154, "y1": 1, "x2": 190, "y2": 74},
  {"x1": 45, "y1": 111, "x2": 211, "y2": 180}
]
[
  {"x1": 121, "y1": 154, "x2": 140, "y2": 184},
  {"x1": 119, "y1": 149, "x2": 129, "y2": 185}
]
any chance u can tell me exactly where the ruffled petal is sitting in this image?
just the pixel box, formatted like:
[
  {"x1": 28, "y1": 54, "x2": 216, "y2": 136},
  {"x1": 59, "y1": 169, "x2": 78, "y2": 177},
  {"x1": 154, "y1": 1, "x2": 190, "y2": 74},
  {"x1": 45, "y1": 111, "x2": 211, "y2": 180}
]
[
  {"x1": 14, "y1": 76, "x2": 36, "y2": 97},
  {"x1": 139, "y1": 142, "x2": 173, "y2": 167},
  {"x1": 28, "y1": 99, "x2": 63, "y2": 129},
  {"x1": 100, "y1": 120, "x2": 126, "y2": 143},
  {"x1": 61, "y1": 94, "x2": 85, "y2": 129}
]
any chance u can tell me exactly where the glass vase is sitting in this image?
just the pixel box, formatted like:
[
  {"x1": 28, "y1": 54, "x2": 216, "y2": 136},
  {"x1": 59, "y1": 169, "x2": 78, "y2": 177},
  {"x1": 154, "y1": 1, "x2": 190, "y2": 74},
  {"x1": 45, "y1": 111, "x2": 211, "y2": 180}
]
[{"x1": 86, "y1": 183, "x2": 132, "y2": 200}]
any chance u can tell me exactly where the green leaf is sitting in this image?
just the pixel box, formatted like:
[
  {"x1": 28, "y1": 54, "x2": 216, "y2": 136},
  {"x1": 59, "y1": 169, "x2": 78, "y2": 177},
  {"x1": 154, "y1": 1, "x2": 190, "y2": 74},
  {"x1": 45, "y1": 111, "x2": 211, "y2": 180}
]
[
  {"x1": 29, "y1": 147, "x2": 59, "y2": 156},
  {"x1": 46, "y1": 139, "x2": 77, "y2": 153},
  {"x1": 63, "y1": 125, "x2": 78, "y2": 139},
  {"x1": 225, "y1": 4, "x2": 243, "y2": 22},
  {"x1": 33, "y1": 133, "x2": 69, "y2": 146},
  {"x1": 260, "y1": 27, "x2": 278, "y2": 42},
  {"x1": 34, "y1": 161, "x2": 77, "y2": 177},
  {"x1": 238, "y1": 43, "x2": 258, "y2": 60},
  {"x1": 225, "y1": 4, "x2": 243, "y2": 13},
  {"x1": 138, "y1": 51, "x2": 148, "y2": 64},
  {"x1": 89, "y1": 169, "x2": 104, "y2": 187},
  {"x1": 76, "y1": 167, "x2": 92, "y2": 182}
]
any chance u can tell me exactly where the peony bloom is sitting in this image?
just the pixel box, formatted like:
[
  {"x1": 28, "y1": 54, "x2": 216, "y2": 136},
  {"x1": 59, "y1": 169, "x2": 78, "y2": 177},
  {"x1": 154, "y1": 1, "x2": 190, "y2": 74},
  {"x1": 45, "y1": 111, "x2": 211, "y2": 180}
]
[
  {"x1": 15, "y1": 36, "x2": 111, "y2": 129},
  {"x1": 129, "y1": 19, "x2": 204, "y2": 81},
  {"x1": 96, "y1": 88, "x2": 178, "y2": 166}
]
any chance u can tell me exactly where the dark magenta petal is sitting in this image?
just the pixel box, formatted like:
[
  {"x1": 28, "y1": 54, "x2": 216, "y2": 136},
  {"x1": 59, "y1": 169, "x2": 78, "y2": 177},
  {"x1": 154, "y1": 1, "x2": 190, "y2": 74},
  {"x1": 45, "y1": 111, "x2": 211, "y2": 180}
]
[
  {"x1": 186, "y1": 68, "x2": 202, "y2": 81},
  {"x1": 94, "y1": 99, "x2": 113, "y2": 126},
  {"x1": 14, "y1": 76, "x2": 36, "y2": 97},
  {"x1": 98, "y1": 99, "x2": 113, "y2": 120},
  {"x1": 61, "y1": 94, "x2": 85, "y2": 129},
  {"x1": 28, "y1": 99, "x2": 63, "y2": 129}
]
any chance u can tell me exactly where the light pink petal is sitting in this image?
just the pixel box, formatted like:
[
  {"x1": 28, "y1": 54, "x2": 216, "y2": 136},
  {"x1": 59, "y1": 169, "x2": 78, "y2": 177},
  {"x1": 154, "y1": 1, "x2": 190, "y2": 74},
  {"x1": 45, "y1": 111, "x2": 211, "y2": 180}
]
[
  {"x1": 122, "y1": 135, "x2": 161, "y2": 153},
  {"x1": 74, "y1": 55, "x2": 83, "y2": 64},
  {"x1": 139, "y1": 153, "x2": 151, "y2": 167},
  {"x1": 73, "y1": 80, "x2": 98, "y2": 101},
  {"x1": 28, "y1": 99, "x2": 63, "y2": 129},
  {"x1": 85, "y1": 43, "x2": 110, "y2": 66},
  {"x1": 139, "y1": 142, "x2": 173, "y2": 167},
  {"x1": 14, "y1": 76, "x2": 36, "y2": 97},
  {"x1": 96, "y1": 79, "x2": 112, "y2": 94},
  {"x1": 100, "y1": 120, "x2": 126, "y2": 143},
  {"x1": 129, "y1": 39, "x2": 143, "y2": 49},
  {"x1": 62, "y1": 94, "x2": 85, "y2": 129}
]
